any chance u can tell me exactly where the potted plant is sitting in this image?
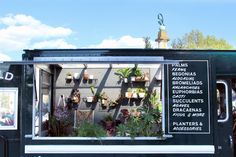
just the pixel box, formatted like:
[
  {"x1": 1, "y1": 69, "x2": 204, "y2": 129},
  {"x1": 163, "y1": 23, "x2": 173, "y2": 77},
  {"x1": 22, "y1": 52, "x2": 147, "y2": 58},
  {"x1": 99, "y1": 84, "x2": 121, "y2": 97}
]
[
  {"x1": 137, "y1": 88, "x2": 146, "y2": 98},
  {"x1": 66, "y1": 72, "x2": 73, "y2": 80},
  {"x1": 120, "y1": 108, "x2": 130, "y2": 119},
  {"x1": 76, "y1": 121, "x2": 106, "y2": 137},
  {"x1": 103, "y1": 114, "x2": 113, "y2": 122},
  {"x1": 83, "y1": 70, "x2": 89, "y2": 80},
  {"x1": 143, "y1": 72, "x2": 149, "y2": 81},
  {"x1": 115, "y1": 68, "x2": 131, "y2": 83},
  {"x1": 134, "y1": 67, "x2": 142, "y2": 80},
  {"x1": 86, "y1": 86, "x2": 97, "y2": 102},
  {"x1": 125, "y1": 88, "x2": 133, "y2": 98},
  {"x1": 101, "y1": 114, "x2": 116, "y2": 136},
  {"x1": 130, "y1": 66, "x2": 143, "y2": 81},
  {"x1": 97, "y1": 92, "x2": 108, "y2": 107},
  {"x1": 149, "y1": 90, "x2": 162, "y2": 111},
  {"x1": 132, "y1": 90, "x2": 138, "y2": 98},
  {"x1": 108, "y1": 99, "x2": 119, "y2": 108},
  {"x1": 89, "y1": 74, "x2": 94, "y2": 80}
]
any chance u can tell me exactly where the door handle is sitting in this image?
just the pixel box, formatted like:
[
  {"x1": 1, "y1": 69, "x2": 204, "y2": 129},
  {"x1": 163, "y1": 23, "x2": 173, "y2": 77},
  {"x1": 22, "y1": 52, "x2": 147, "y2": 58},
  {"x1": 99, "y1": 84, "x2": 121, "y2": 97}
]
[{"x1": 229, "y1": 135, "x2": 233, "y2": 149}]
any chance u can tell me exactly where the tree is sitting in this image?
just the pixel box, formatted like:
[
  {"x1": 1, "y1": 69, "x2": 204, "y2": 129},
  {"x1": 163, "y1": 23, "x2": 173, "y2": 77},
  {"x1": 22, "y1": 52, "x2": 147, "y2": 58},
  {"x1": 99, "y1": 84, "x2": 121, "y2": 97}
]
[
  {"x1": 143, "y1": 37, "x2": 152, "y2": 49},
  {"x1": 171, "y1": 30, "x2": 233, "y2": 50}
]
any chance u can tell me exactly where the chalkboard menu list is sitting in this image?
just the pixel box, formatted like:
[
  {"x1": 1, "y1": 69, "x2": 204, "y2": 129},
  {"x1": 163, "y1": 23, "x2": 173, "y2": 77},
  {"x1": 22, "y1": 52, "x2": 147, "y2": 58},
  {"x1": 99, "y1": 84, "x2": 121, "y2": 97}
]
[{"x1": 168, "y1": 61, "x2": 210, "y2": 134}]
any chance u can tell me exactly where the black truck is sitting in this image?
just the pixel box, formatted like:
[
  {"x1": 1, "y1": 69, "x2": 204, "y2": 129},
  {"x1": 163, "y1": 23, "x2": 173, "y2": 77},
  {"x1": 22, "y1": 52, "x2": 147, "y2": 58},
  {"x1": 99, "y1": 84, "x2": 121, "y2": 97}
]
[{"x1": 0, "y1": 49, "x2": 236, "y2": 157}]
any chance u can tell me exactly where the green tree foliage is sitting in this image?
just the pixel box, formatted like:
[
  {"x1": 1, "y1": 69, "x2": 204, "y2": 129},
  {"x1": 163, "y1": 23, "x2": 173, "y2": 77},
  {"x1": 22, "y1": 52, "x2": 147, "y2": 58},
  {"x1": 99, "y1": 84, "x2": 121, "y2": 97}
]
[
  {"x1": 171, "y1": 30, "x2": 233, "y2": 50},
  {"x1": 143, "y1": 37, "x2": 152, "y2": 49}
]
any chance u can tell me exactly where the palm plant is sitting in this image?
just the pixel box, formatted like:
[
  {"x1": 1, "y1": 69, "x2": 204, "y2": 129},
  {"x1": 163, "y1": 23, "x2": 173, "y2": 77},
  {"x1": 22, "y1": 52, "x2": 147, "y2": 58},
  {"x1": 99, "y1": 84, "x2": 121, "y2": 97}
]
[{"x1": 115, "y1": 68, "x2": 132, "y2": 83}]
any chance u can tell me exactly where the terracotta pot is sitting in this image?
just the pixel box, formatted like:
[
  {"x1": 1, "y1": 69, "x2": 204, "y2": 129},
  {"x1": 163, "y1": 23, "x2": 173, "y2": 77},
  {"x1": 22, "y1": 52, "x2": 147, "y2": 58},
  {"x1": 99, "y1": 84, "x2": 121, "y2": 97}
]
[{"x1": 125, "y1": 92, "x2": 132, "y2": 98}]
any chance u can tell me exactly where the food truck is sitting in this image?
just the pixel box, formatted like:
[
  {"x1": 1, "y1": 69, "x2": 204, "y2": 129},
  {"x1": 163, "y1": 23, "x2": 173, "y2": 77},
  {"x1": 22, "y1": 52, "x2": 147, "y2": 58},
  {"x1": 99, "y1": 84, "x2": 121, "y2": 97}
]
[{"x1": 0, "y1": 48, "x2": 236, "y2": 157}]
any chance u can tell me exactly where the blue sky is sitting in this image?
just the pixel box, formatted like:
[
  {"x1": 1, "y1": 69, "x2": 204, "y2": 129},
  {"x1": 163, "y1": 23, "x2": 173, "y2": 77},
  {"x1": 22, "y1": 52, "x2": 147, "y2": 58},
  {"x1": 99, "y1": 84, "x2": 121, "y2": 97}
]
[{"x1": 0, "y1": 0, "x2": 235, "y2": 60}]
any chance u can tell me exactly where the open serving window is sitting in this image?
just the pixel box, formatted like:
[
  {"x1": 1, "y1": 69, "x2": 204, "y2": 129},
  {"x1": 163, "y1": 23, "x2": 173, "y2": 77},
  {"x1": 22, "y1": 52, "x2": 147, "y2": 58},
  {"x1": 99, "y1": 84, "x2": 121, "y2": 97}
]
[{"x1": 32, "y1": 56, "x2": 170, "y2": 139}]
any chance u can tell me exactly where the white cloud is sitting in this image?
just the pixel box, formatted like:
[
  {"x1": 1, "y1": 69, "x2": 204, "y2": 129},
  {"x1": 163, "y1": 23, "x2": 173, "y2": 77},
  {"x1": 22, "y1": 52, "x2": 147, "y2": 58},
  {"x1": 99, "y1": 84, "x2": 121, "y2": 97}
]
[
  {"x1": 0, "y1": 14, "x2": 76, "y2": 60},
  {"x1": 0, "y1": 52, "x2": 11, "y2": 61},
  {"x1": 89, "y1": 35, "x2": 145, "y2": 48},
  {"x1": 89, "y1": 35, "x2": 157, "y2": 48},
  {"x1": 32, "y1": 39, "x2": 76, "y2": 49}
]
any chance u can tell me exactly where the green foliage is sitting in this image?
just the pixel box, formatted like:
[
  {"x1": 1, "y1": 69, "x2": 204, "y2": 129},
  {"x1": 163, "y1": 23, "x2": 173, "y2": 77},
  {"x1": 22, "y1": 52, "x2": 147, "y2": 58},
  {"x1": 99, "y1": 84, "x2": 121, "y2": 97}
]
[
  {"x1": 143, "y1": 37, "x2": 152, "y2": 49},
  {"x1": 171, "y1": 29, "x2": 233, "y2": 50},
  {"x1": 66, "y1": 72, "x2": 72, "y2": 76},
  {"x1": 76, "y1": 122, "x2": 106, "y2": 137},
  {"x1": 133, "y1": 66, "x2": 142, "y2": 77},
  {"x1": 136, "y1": 87, "x2": 146, "y2": 93},
  {"x1": 103, "y1": 114, "x2": 113, "y2": 121},
  {"x1": 90, "y1": 86, "x2": 95, "y2": 96},
  {"x1": 116, "y1": 124, "x2": 127, "y2": 136},
  {"x1": 97, "y1": 91, "x2": 108, "y2": 100},
  {"x1": 115, "y1": 68, "x2": 132, "y2": 78},
  {"x1": 116, "y1": 104, "x2": 162, "y2": 137},
  {"x1": 149, "y1": 90, "x2": 162, "y2": 112}
]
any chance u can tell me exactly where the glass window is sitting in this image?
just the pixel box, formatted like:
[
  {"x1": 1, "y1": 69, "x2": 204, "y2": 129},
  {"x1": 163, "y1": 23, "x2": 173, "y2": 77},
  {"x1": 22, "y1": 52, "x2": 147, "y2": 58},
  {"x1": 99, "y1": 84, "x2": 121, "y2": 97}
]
[
  {"x1": 34, "y1": 69, "x2": 52, "y2": 137},
  {"x1": 0, "y1": 88, "x2": 18, "y2": 130},
  {"x1": 217, "y1": 81, "x2": 227, "y2": 120}
]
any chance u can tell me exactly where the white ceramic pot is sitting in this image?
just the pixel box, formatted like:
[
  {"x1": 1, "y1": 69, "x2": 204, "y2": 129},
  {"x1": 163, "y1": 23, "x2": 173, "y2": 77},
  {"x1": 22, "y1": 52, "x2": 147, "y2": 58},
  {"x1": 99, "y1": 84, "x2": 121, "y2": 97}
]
[
  {"x1": 89, "y1": 75, "x2": 94, "y2": 79},
  {"x1": 138, "y1": 93, "x2": 145, "y2": 98},
  {"x1": 131, "y1": 76, "x2": 135, "y2": 82},
  {"x1": 132, "y1": 93, "x2": 138, "y2": 98},
  {"x1": 124, "y1": 78, "x2": 128, "y2": 83},
  {"x1": 87, "y1": 96, "x2": 94, "y2": 102}
]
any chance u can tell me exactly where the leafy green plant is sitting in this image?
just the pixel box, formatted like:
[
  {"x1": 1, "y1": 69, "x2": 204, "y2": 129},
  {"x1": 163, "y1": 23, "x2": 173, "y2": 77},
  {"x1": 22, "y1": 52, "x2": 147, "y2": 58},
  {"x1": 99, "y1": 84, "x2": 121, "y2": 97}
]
[
  {"x1": 116, "y1": 124, "x2": 127, "y2": 137},
  {"x1": 90, "y1": 86, "x2": 96, "y2": 96},
  {"x1": 136, "y1": 88, "x2": 145, "y2": 93},
  {"x1": 115, "y1": 68, "x2": 132, "y2": 78},
  {"x1": 149, "y1": 90, "x2": 161, "y2": 110},
  {"x1": 116, "y1": 103, "x2": 162, "y2": 137},
  {"x1": 66, "y1": 72, "x2": 72, "y2": 76},
  {"x1": 133, "y1": 66, "x2": 142, "y2": 77},
  {"x1": 103, "y1": 114, "x2": 113, "y2": 121},
  {"x1": 76, "y1": 122, "x2": 106, "y2": 137}
]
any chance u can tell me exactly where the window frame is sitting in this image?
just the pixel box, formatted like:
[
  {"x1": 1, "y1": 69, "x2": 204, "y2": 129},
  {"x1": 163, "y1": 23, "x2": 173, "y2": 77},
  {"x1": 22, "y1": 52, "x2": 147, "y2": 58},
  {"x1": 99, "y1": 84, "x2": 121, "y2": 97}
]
[
  {"x1": 31, "y1": 59, "x2": 169, "y2": 140},
  {"x1": 0, "y1": 87, "x2": 18, "y2": 130}
]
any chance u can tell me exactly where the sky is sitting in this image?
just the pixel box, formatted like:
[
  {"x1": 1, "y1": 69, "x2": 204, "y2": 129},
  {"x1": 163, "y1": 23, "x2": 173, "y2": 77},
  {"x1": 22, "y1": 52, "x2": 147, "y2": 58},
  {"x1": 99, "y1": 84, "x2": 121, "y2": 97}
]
[{"x1": 0, "y1": 0, "x2": 236, "y2": 61}]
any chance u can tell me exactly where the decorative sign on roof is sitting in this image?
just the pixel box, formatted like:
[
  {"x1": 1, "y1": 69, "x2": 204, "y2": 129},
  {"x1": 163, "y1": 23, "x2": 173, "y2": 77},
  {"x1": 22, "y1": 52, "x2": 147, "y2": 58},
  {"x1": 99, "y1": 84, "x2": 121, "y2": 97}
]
[{"x1": 158, "y1": 13, "x2": 165, "y2": 26}]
